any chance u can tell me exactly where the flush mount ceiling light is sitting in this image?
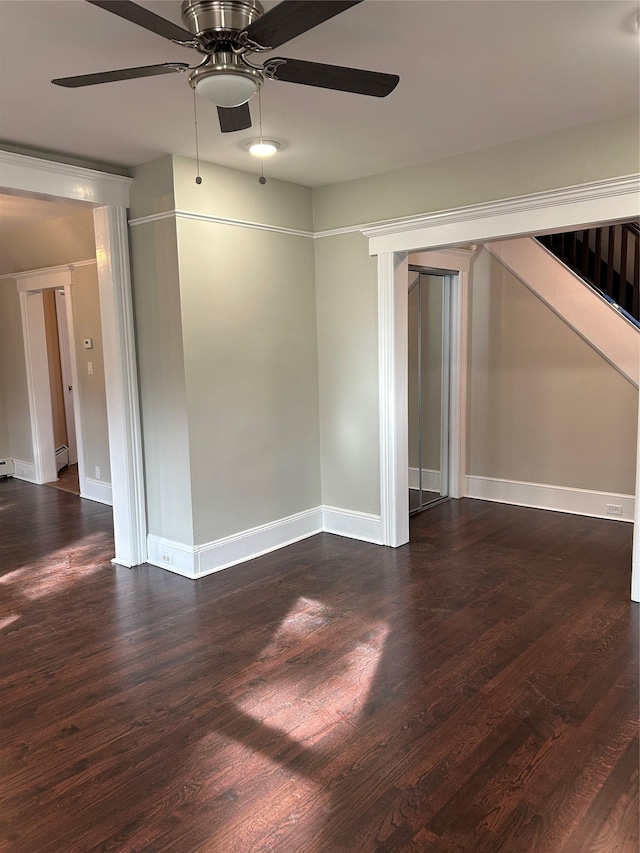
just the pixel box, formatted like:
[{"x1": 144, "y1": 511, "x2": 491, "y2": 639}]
[{"x1": 247, "y1": 139, "x2": 280, "y2": 157}]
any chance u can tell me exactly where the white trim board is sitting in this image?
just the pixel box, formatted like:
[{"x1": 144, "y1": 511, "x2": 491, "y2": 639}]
[
  {"x1": 466, "y1": 476, "x2": 634, "y2": 523},
  {"x1": 0, "y1": 151, "x2": 131, "y2": 207},
  {"x1": 126, "y1": 176, "x2": 639, "y2": 244},
  {"x1": 148, "y1": 508, "x2": 323, "y2": 578},
  {"x1": 128, "y1": 208, "x2": 314, "y2": 239},
  {"x1": 322, "y1": 506, "x2": 383, "y2": 544},
  {"x1": 11, "y1": 459, "x2": 37, "y2": 483},
  {"x1": 81, "y1": 477, "x2": 113, "y2": 506},
  {"x1": 364, "y1": 174, "x2": 640, "y2": 254},
  {"x1": 0, "y1": 260, "x2": 96, "y2": 283},
  {"x1": 147, "y1": 505, "x2": 384, "y2": 579}
]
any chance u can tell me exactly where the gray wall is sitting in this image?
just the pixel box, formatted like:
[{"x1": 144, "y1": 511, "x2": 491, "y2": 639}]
[
  {"x1": 468, "y1": 248, "x2": 638, "y2": 494},
  {"x1": 72, "y1": 265, "x2": 111, "y2": 483},
  {"x1": 0, "y1": 337, "x2": 8, "y2": 458},
  {"x1": 127, "y1": 113, "x2": 638, "y2": 554},
  {"x1": 314, "y1": 232, "x2": 379, "y2": 514},
  {"x1": 0, "y1": 281, "x2": 31, "y2": 463},
  {"x1": 312, "y1": 114, "x2": 640, "y2": 231},
  {"x1": 130, "y1": 215, "x2": 194, "y2": 546},
  {"x1": 130, "y1": 155, "x2": 320, "y2": 548},
  {"x1": 313, "y1": 113, "x2": 640, "y2": 514}
]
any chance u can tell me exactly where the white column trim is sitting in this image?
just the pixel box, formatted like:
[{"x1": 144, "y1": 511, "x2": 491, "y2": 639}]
[
  {"x1": 448, "y1": 271, "x2": 469, "y2": 499},
  {"x1": 93, "y1": 206, "x2": 147, "y2": 567},
  {"x1": 377, "y1": 251, "x2": 410, "y2": 547}
]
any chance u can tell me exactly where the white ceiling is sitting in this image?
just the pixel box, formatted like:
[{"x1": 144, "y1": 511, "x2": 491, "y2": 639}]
[{"x1": 0, "y1": 0, "x2": 638, "y2": 191}]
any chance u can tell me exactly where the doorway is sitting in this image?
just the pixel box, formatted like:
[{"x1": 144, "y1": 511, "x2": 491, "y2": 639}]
[
  {"x1": 408, "y1": 267, "x2": 451, "y2": 514},
  {"x1": 0, "y1": 150, "x2": 146, "y2": 567}
]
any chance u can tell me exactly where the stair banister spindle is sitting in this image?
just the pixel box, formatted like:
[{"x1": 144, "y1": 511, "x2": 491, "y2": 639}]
[
  {"x1": 632, "y1": 228, "x2": 639, "y2": 319},
  {"x1": 619, "y1": 224, "x2": 628, "y2": 293},
  {"x1": 593, "y1": 227, "x2": 602, "y2": 290},
  {"x1": 581, "y1": 229, "x2": 590, "y2": 277},
  {"x1": 607, "y1": 226, "x2": 615, "y2": 299}
]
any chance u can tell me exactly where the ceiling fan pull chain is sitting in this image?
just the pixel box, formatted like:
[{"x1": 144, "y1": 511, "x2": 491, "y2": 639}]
[
  {"x1": 193, "y1": 88, "x2": 203, "y2": 185},
  {"x1": 258, "y1": 87, "x2": 266, "y2": 184}
]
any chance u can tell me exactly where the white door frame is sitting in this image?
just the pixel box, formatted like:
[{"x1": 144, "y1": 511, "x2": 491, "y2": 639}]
[
  {"x1": 13, "y1": 264, "x2": 92, "y2": 498},
  {"x1": 0, "y1": 150, "x2": 147, "y2": 568},
  {"x1": 364, "y1": 174, "x2": 640, "y2": 600}
]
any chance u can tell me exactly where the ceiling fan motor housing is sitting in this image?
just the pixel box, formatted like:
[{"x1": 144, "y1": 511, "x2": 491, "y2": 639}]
[{"x1": 181, "y1": 0, "x2": 264, "y2": 40}]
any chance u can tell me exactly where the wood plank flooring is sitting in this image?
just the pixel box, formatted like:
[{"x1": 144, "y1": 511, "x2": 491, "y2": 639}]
[{"x1": 0, "y1": 477, "x2": 637, "y2": 852}]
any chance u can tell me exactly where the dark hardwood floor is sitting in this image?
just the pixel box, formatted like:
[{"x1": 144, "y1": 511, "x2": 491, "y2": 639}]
[
  {"x1": 44, "y1": 463, "x2": 80, "y2": 496},
  {"x1": 1, "y1": 476, "x2": 637, "y2": 852}
]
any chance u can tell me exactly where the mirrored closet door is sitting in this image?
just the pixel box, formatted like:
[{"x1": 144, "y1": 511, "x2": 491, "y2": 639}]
[{"x1": 408, "y1": 268, "x2": 451, "y2": 514}]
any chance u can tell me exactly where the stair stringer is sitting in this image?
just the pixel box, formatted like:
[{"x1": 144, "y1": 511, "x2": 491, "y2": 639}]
[{"x1": 484, "y1": 237, "x2": 639, "y2": 388}]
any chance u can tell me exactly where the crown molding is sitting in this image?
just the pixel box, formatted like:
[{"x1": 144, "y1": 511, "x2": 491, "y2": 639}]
[
  {"x1": 0, "y1": 150, "x2": 132, "y2": 208},
  {"x1": 363, "y1": 174, "x2": 640, "y2": 254}
]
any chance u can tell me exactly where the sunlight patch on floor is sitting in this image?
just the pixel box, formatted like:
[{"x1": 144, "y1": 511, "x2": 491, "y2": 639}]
[
  {"x1": 238, "y1": 596, "x2": 390, "y2": 745},
  {"x1": 2, "y1": 530, "x2": 112, "y2": 600}
]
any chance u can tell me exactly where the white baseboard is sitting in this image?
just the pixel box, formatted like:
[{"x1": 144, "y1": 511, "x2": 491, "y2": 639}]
[
  {"x1": 147, "y1": 535, "x2": 198, "y2": 577},
  {"x1": 147, "y1": 504, "x2": 385, "y2": 579},
  {"x1": 81, "y1": 477, "x2": 113, "y2": 506},
  {"x1": 466, "y1": 475, "x2": 635, "y2": 522},
  {"x1": 0, "y1": 458, "x2": 15, "y2": 478},
  {"x1": 148, "y1": 507, "x2": 324, "y2": 579},
  {"x1": 408, "y1": 467, "x2": 442, "y2": 493},
  {"x1": 12, "y1": 459, "x2": 37, "y2": 483},
  {"x1": 322, "y1": 505, "x2": 383, "y2": 544}
]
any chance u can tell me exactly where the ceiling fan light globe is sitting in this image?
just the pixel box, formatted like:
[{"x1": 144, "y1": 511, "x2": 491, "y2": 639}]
[{"x1": 195, "y1": 72, "x2": 258, "y2": 107}]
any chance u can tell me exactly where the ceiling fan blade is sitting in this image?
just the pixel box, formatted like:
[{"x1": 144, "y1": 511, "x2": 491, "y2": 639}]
[
  {"x1": 86, "y1": 0, "x2": 195, "y2": 44},
  {"x1": 52, "y1": 63, "x2": 189, "y2": 88},
  {"x1": 270, "y1": 58, "x2": 399, "y2": 97},
  {"x1": 217, "y1": 103, "x2": 252, "y2": 133},
  {"x1": 245, "y1": 0, "x2": 363, "y2": 50}
]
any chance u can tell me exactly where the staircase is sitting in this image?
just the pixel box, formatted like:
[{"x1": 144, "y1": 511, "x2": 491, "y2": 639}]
[
  {"x1": 484, "y1": 237, "x2": 639, "y2": 388},
  {"x1": 537, "y1": 222, "x2": 640, "y2": 325}
]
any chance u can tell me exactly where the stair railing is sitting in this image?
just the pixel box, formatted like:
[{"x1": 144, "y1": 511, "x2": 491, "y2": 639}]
[{"x1": 537, "y1": 222, "x2": 640, "y2": 324}]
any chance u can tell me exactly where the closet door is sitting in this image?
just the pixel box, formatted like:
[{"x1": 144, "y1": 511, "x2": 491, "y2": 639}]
[{"x1": 408, "y1": 269, "x2": 451, "y2": 514}]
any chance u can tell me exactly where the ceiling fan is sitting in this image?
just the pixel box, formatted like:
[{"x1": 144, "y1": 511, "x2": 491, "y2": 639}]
[{"x1": 52, "y1": 0, "x2": 400, "y2": 133}]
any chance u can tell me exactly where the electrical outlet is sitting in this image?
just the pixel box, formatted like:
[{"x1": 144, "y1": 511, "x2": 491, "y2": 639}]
[
  {"x1": 161, "y1": 553, "x2": 173, "y2": 566},
  {"x1": 606, "y1": 504, "x2": 623, "y2": 516},
  {"x1": 95, "y1": 466, "x2": 101, "y2": 480},
  {"x1": 87, "y1": 361, "x2": 93, "y2": 375}
]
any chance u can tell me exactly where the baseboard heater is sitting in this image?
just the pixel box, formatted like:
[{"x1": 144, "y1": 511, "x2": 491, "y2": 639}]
[
  {"x1": 55, "y1": 446, "x2": 69, "y2": 471},
  {"x1": 0, "y1": 458, "x2": 15, "y2": 478}
]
